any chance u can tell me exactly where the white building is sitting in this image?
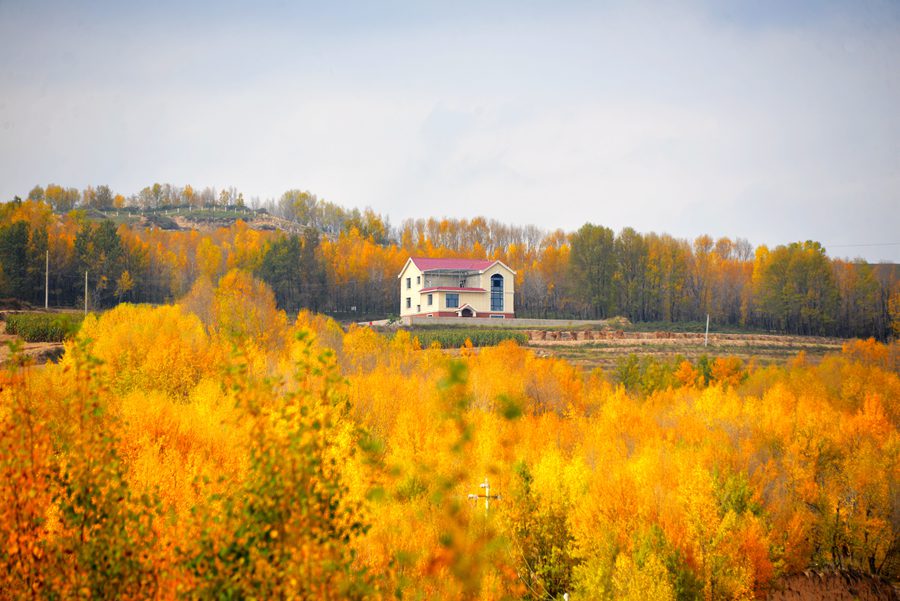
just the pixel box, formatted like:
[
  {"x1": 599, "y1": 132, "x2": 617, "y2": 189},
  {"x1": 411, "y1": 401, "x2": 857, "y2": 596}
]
[{"x1": 397, "y1": 257, "x2": 516, "y2": 319}]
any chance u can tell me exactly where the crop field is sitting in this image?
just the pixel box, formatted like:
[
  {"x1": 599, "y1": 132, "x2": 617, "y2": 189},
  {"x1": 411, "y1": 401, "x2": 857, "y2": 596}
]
[
  {"x1": 0, "y1": 311, "x2": 78, "y2": 364},
  {"x1": 402, "y1": 327, "x2": 529, "y2": 348}
]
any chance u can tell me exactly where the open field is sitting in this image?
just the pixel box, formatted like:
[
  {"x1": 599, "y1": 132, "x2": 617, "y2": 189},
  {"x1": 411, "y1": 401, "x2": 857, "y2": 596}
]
[
  {"x1": 393, "y1": 321, "x2": 852, "y2": 371},
  {"x1": 399, "y1": 317, "x2": 797, "y2": 335},
  {"x1": 525, "y1": 331, "x2": 847, "y2": 371}
]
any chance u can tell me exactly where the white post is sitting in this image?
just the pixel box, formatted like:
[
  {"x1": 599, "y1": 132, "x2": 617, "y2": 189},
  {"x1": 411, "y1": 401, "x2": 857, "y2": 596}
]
[
  {"x1": 705, "y1": 314, "x2": 710, "y2": 347},
  {"x1": 84, "y1": 271, "x2": 88, "y2": 316},
  {"x1": 469, "y1": 478, "x2": 499, "y2": 517},
  {"x1": 44, "y1": 250, "x2": 49, "y2": 309}
]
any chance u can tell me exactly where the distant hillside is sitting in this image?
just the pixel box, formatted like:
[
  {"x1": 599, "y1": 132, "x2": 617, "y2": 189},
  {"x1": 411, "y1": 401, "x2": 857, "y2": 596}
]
[{"x1": 85, "y1": 206, "x2": 309, "y2": 234}]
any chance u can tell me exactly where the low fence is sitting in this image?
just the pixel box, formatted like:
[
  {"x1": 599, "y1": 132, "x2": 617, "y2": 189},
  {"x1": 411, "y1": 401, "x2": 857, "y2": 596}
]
[{"x1": 403, "y1": 316, "x2": 612, "y2": 328}]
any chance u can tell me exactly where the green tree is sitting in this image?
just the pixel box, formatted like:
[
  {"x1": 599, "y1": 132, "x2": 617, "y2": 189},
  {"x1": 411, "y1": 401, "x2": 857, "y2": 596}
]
[
  {"x1": 0, "y1": 217, "x2": 47, "y2": 303},
  {"x1": 27, "y1": 185, "x2": 44, "y2": 202},
  {"x1": 753, "y1": 241, "x2": 840, "y2": 335},
  {"x1": 344, "y1": 208, "x2": 390, "y2": 245},
  {"x1": 569, "y1": 223, "x2": 616, "y2": 318},
  {"x1": 505, "y1": 462, "x2": 577, "y2": 598},
  {"x1": 0, "y1": 221, "x2": 30, "y2": 299},
  {"x1": 258, "y1": 235, "x2": 305, "y2": 312},
  {"x1": 74, "y1": 220, "x2": 126, "y2": 308},
  {"x1": 835, "y1": 260, "x2": 880, "y2": 338},
  {"x1": 614, "y1": 227, "x2": 648, "y2": 320},
  {"x1": 257, "y1": 231, "x2": 325, "y2": 314},
  {"x1": 278, "y1": 189, "x2": 319, "y2": 225},
  {"x1": 94, "y1": 185, "x2": 114, "y2": 209}
]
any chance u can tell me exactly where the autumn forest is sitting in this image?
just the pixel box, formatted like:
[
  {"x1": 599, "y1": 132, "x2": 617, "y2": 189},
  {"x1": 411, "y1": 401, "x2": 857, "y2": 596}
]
[
  {"x1": 1, "y1": 186, "x2": 899, "y2": 600},
  {"x1": 2, "y1": 185, "x2": 899, "y2": 339}
]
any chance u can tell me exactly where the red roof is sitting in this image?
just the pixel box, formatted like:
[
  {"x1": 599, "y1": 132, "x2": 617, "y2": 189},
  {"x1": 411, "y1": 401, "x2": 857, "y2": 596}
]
[
  {"x1": 410, "y1": 257, "x2": 496, "y2": 272},
  {"x1": 420, "y1": 286, "x2": 486, "y2": 293}
]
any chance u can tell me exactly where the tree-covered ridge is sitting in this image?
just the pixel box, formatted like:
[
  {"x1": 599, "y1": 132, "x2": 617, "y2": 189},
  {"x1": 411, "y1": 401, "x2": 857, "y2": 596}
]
[
  {"x1": 1, "y1": 278, "x2": 898, "y2": 598},
  {"x1": 1, "y1": 194, "x2": 897, "y2": 339}
]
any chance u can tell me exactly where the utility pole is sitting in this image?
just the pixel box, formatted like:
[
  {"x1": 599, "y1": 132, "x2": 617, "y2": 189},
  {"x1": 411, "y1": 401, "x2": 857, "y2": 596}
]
[
  {"x1": 705, "y1": 314, "x2": 710, "y2": 347},
  {"x1": 44, "y1": 250, "x2": 49, "y2": 309},
  {"x1": 84, "y1": 271, "x2": 88, "y2": 316},
  {"x1": 468, "y1": 477, "x2": 501, "y2": 516}
]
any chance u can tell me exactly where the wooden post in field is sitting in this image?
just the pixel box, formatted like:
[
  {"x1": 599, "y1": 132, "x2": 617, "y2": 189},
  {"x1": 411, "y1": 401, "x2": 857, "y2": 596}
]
[
  {"x1": 84, "y1": 271, "x2": 88, "y2": 316},
  {"x1": 705, "y1": 314, "x2": 709, "y2": 347},
  {"x1": 45, "y1": 250, "x2": 49, "y2": 309}
]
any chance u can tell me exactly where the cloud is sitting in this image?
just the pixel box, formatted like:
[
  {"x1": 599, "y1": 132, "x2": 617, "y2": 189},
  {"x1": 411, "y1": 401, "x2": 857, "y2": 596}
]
[{"x1": 1, "y1": 0, "x2": 898, "y2": 261}]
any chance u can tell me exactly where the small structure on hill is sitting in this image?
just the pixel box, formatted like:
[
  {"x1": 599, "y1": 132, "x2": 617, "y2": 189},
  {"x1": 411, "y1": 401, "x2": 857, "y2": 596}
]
[{"x1": 397, "y1": 257, "x2": 515, "y2": 319}]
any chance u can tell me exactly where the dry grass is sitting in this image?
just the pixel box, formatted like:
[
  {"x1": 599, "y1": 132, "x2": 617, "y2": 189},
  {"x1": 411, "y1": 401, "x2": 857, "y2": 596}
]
[{"x1": 527, "y1": 331, "x2": 846, "y2": 371}]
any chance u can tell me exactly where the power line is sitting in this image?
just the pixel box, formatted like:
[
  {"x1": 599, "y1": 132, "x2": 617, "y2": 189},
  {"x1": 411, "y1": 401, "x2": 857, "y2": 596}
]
[{"x1": 826, "y1": 242, "x2": 900, "y2": 248}]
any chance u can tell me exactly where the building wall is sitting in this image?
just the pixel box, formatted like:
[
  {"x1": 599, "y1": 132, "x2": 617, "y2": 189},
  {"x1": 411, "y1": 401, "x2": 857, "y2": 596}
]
[
  {"x1": 398, "y1": 262, "x2": 423, "y2": 317},
  {"x1": 477, "y1": 263, "x2": 515, "y2": 314},
  {"x1": 432, "y1": 290, "x2": 486, "y2": 313},
  {"x1": 413, "y1": 312, "x2": 515, "y2": 319}
]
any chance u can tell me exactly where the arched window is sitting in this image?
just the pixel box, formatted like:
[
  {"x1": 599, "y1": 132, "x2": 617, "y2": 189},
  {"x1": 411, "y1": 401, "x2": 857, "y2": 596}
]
[{"x1": 491, "y1": 274, "x2": 503, "y2": 311}]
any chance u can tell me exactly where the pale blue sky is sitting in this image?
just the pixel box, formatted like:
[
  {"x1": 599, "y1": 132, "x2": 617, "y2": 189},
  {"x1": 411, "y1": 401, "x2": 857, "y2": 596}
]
[{"x1": 1, "y1": 0, "x2": 898, "y2": 261}]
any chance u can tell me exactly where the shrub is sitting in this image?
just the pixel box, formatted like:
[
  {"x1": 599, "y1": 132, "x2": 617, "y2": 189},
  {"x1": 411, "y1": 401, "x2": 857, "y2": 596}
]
[
  {"x1": 614, "y1": 354, "x2": 682, "y2": 395},
  {"x1": 4, "y1": 312, "x2": 84, "y2": 342}
]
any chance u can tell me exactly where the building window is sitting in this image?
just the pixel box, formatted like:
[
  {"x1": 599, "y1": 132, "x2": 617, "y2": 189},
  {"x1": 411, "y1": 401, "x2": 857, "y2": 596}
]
[
  {"x1": 405, "y1": 297, "x2": 411, "y2": 309},
  {"x1": 446, "y1": 293, "x2": 459, "y2": 308},
  {"x1": 417, "y1": 305, "x2": 420, "y2": 312},
  {"x1": 406, "y1": 277, "x2": 411, "y2": 289},
  {"x1": 491, "y1": 274, "x2": 504, "y2": 311},
  {"x1": 416, "y1": 276, "x2": 420, "y2": 284},
  {"x1": 427, "y1": 294, "x2": 433, "y2": 306}
]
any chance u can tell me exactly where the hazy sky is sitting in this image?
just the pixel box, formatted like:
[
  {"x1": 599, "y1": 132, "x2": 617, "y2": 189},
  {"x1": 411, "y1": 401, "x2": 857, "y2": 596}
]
[{"x1": 1, "y1": 0, "x2": 898, "y2": 261}]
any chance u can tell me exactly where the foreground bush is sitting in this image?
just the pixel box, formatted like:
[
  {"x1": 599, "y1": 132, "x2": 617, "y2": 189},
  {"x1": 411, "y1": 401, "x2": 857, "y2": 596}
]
[{"x1": 0, "y1": 278, "x2": 897, "y2": 599}]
